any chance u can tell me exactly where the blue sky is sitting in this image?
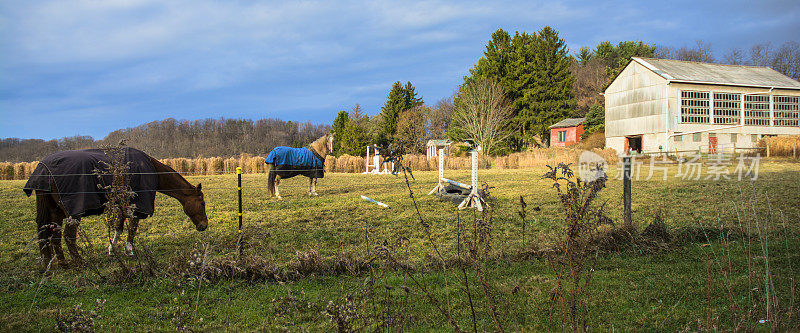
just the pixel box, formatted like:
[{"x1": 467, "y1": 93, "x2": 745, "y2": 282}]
[{"x1": 1, "y1": 0, "x2": 798, "y2": 140}]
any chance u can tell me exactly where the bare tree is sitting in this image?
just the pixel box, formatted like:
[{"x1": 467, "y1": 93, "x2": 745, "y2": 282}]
[
  {"x1": 656, "y1": 41, "x2": 715, "y2": 63},
  {"x1": 425, "y1": 98, "x2": 454, "y2": 141},
  {"x1": 394, "y1": 105, "x2": 427, "y2": 153},
  {"x1": 571, "y1": 57, "x2": 610, "y2": 112},
  {"x1": 751, "y1": 42, "x2": 772, "y2": 66},
  {"x1": 724, "y1": 48, "x2": 745, "y2": 65},
  {"x1": 450, "y1": 79, "x2": 513, "y2": 154},
  {"x1": 771, "y1": 41, "x2": 800, "y2": 80}
]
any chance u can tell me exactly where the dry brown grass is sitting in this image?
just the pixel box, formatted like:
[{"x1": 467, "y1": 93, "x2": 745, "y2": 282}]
[
  {"x1": 574, "y1": 131, "x2": 606, "y2": 150},
  {"x1": 760, "y1": 135, "x2": 800, "y2": 158},
  {"x1": 0, "y1": 148, "x2": 622, "y2": 180},
  {"x1": 0, "y1": 162, "x2": 14, "y2": 180}
]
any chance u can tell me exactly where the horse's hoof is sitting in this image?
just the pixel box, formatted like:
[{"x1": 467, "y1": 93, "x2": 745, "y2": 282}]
[
  {"x1": 311, "y1": 192, "x2": 318, "y2": 196},
  {"x1": 125, "y1": 242, "x2": 134, "y2": 256}
]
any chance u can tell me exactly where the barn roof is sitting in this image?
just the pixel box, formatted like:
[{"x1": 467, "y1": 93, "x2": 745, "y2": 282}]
[
  {"x1": 549, "y1": 117, "x2": 585, "y2": 129},
  {"x1": 631, "y1": 57, "x2": 800, "y2": 90}
]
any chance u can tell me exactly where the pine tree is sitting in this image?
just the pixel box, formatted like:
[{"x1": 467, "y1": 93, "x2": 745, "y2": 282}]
[
  {"x1": 520, "y1": 26, "x2": 574, "y2": 145},
  {"x1": 377, "y1": 81, "x2": 423, "y2": 145},
  {"x1": 331, "y1": 110, "x2": 349, "y2": 156},
  {"x1": 340, "y1": 105, "x2": 370, "y2": 156}
]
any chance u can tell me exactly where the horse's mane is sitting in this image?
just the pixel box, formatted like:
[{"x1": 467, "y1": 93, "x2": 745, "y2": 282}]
[{"x1": 307, "y1": 134, "x2": 331, "y2": 158}]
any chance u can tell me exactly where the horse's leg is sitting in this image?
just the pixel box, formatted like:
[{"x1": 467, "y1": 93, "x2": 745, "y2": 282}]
[
  {"x1": 274, "y1": 175, "x2": 282, "y2": 199},
  {"x1": 125, "y1": 218, "x2": 139, "y2": 256},
  {"x1": 311, "y1": 177, "x2": 318, "y2": 196},
  {"x1": 35, "y1": 193, "x2": 55, "y2": 270},
  {"x1": 63, "y1": 217, "x2": 83, "y2": 265},
  {"x1": 307, "y1": 176, "x2": 313, "y2": 196},
  {"x1": 108, "y1": 215, "x2": 125, "y2": 255},
  {"x1": 50, "y1": 213, "x2": 68, "y2": 268}
]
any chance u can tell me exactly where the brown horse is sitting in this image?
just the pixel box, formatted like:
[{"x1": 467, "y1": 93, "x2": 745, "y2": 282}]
[
  {"x1": 25, "y1": 149, "x2": 208, "y2": 269},
  {"x1": 266, "y1": 134, "x2": 333, "y2": 198}
]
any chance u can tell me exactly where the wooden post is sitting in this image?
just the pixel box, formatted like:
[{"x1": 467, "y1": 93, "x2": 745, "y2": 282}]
[
  {"x1": 623, "y1": 156, "x2": 632, "y2": 230},
  {"x1": 236, "y1": 167, "x2": 243, "y2": 257},
  {"x1": 428, "y1": 148, "x2": 445, "y2": 195},
  {"x1": 767, "y1": 143, "x2": 771, "y2": 157},
  {"x1": 794, "y1": 145, "x2": 797, "y2": 159}
]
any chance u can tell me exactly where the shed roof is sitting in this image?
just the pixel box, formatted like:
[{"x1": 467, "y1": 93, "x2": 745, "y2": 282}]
[
  {"x1": 426, "y1": 139, "x2": 452, "y2": 146},
  {"x1": 549, "y1": 117, "x2": 585, "y2": 129},
  {"x1": 631, "y1": 57, "x2": 800, "y2": 90}
]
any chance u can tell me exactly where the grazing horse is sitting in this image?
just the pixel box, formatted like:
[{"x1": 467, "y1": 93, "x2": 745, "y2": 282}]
[
  {"x1": 265, "y1": 134, "x2": 333, "y2": 198},
  {"x1": 23, "y1": 148, "x2": 208, "y2": 269}
]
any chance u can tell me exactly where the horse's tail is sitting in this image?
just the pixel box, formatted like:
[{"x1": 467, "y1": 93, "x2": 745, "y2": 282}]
[{"x1": 266, "y1": 163, "x2": 276, "y2": 197}]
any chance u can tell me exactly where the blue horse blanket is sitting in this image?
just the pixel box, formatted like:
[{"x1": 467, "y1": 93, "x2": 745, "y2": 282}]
[{"x1": 265, "y1": 147, "x2": 325, "y2": 178}]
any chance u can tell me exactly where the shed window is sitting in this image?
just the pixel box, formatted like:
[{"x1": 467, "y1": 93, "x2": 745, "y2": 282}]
[
  {"x1": 744, "y1": 95, "x2": 770, "y2": 126},
  {"x1": 693, "y1": 133, "x2": 702, "y2": 142},
  {"x1": 558, "y1": 131, "x2": 567, "y2": 142},
  {"x1": 713, "y1": 93, "x2": 741, "y2": 125},
  {"x1": 674, "y1": 133, "x2": 682, "y2": 142},
  {"x1": 681, "y1": 90, "x2": 710, "y2": 124},
  {"x1": 752, "y1": 134, "x2": 760, "y2": 142},
  {"x1": 730, "y1": 133, "x2": 738, "y2": 143},
  {"x1": 773, "y1": 95, "x2": 800, "y2": 127}
]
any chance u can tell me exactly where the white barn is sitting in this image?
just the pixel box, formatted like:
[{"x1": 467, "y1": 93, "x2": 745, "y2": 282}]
[{"x1": 604, "y1": 58, "x2": 800, "y2": 154}]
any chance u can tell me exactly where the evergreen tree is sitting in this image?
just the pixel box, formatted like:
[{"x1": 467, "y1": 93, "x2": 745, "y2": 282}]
[
  {"x1": 518, "y1": 26, "x2": 574, "y2": 145},
  {"x1": 466, "y1": 29, "x2": 512, "y2": 87},
  {"x1": 377, "y1": 81, "x2": 423, "y2": 145},
  {"x1": 340, "y1": 105, "x2": 370, "y2": 156},
  {"x1": 331, "y1": 110, "x2": 349, "y2": 156},
  {"x1": 581, "y1": 102, "x2": 605, "y2": 138}
]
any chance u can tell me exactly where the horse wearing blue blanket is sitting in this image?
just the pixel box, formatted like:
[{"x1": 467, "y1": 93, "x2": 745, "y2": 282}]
[{"x1": 265, "y1": 134, "x2": 333, "y2": 198}]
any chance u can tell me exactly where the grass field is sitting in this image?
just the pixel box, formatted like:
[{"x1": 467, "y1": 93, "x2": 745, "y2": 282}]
[{"x1": 1, "y1": 162, "x2": 799, "y2": 331}]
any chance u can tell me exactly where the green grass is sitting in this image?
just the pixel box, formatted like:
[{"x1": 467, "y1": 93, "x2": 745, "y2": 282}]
[{"x1": 1, "y1": 163, "x2": 799, "y2": 331}]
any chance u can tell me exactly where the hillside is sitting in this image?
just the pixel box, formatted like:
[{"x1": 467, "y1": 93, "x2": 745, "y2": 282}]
[{"x1": 0, "y1": 118, "x2": 330, "y2": 162}]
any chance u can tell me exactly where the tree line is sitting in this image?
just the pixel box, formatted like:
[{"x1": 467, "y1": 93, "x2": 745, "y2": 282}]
[{"x1": 0, "y1": 118, "x2": 329, "y2": 162}]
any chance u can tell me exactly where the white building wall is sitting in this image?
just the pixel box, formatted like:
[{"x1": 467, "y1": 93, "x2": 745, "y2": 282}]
[
  {"x1": 605, "y1": 61, "x2": 669, "y2": 153},
  {"x1": 605, "y1": 62, "x2": 800, "y2": 155}
]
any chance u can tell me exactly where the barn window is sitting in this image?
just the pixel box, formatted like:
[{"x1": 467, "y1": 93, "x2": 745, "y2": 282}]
[
  {"x1": 752, "y1": 134, "x2": 760, "y2": 142},
  {"x1": 681, "y1": 90, "x2": 710, "y2": 124},
  {"x1": 674, "y1": 133, "x2": 682, "y2": 142},
  {"x1": 693, "y1": 133, "x2": 701, "y2": 142},
  {"x1": 773, "y1": 95, "x2": 800, "y2": 127},
  {"x1": 731, "y1": 133, "x2": 738, "y2": 143},
  {"x1": 744, "y1": 94, "x2": 771, "y2": 126},
  {"x1": 713, "y1": 92, "x2": 741, "y2": 124}
]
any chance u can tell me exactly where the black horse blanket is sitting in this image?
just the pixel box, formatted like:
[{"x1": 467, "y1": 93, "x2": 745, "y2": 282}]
[
  {"x1": 23, "y1": 148, "x2": 158, "y2": 219},
  {"x1": 264, "y1": 146, "x2": 325, "y2": 178}
]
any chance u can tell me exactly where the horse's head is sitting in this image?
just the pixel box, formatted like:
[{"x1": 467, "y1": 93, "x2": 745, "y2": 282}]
[{"x1": 183, "y1": 183, "x2": 208, "y2": 231}]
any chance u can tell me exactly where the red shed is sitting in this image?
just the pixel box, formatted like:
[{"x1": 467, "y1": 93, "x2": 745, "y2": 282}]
[{"x1": 549, "y1": 117, "x2": 585, "y2": 147}]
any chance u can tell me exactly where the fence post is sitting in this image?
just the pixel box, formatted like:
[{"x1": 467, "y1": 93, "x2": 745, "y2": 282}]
[
  {"x1": 236, "y1": 167, "x2": 243, "y2": 257},
  {"x1": 623, "y1": 156, "x2": 632, "y2": 230},
  {"x1": 767, "y1": 143, "x2": 770, "y2": 157}
]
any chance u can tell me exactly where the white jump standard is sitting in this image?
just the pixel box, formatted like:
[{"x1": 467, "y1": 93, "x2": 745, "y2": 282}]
[
  {"x1": 363, "y1": 145, "x2": 394, "y2": 175},
  {"x1": 428, "y1": 148, "x2": 485, "y2": 211}
]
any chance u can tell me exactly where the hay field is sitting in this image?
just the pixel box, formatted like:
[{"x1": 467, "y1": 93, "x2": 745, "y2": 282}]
[{"x1": 1, "y1": 163, "x2": 799, "y2": 331}]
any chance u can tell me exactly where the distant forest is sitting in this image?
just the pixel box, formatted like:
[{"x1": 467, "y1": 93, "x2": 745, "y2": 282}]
[{"x1": 0, "y1": 118, "x2": 330, "y2": 162}]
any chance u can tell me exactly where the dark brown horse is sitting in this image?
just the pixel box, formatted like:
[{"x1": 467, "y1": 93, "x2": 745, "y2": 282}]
[
  {"x1": 266, "y1": 134, "x2": 333, "y2": 198},
  {"x1": 25, "y1": 149, "x2": 208, "y2": 269}
]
